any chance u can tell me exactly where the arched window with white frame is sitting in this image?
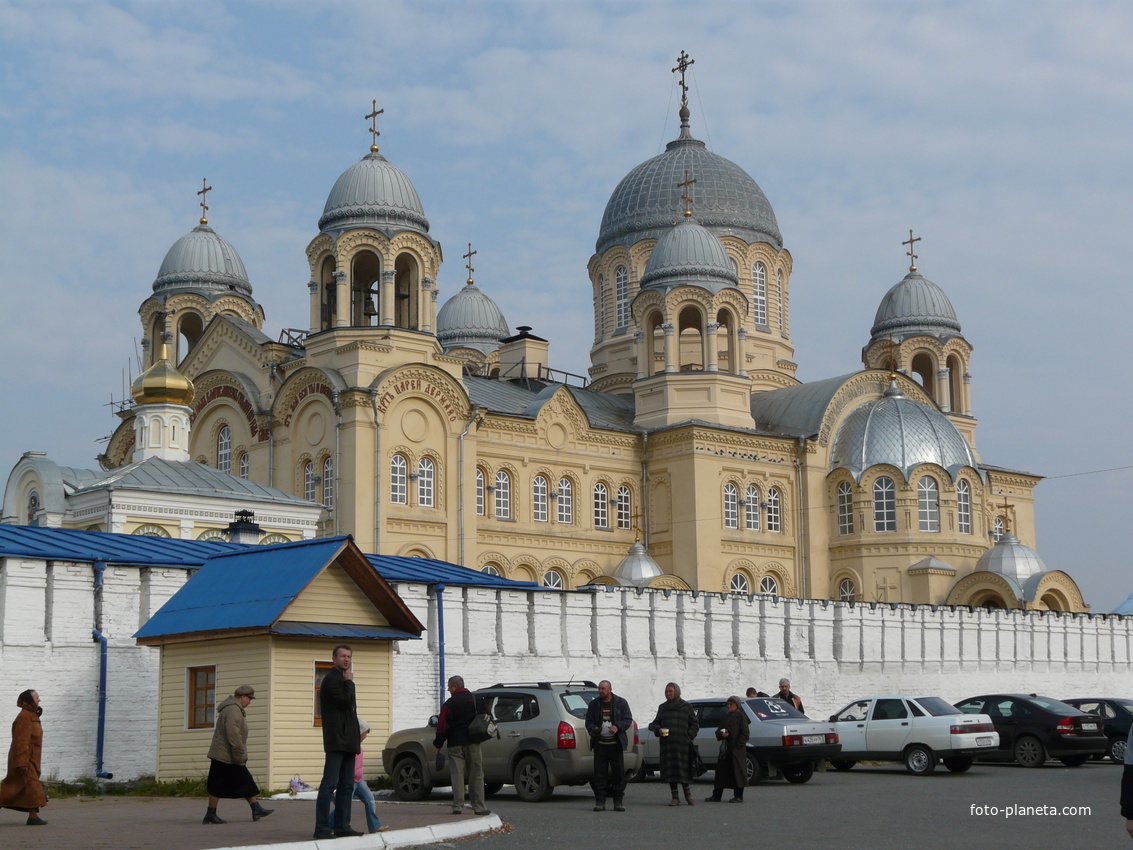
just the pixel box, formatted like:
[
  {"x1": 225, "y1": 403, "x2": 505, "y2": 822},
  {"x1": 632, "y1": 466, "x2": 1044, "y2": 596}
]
[
  {"x1": 239, "y1": 452, "x2": 250, "y2": 480},
  {"x1": 481, "y1": 565, "x2": 501, "y2": 577},
  {"x1": 617, "y1": 486, "x2": 632, "y2": 529},
  {"x1": 615, "y1": 265, "x2": 629, "y2": 329},
  {"x1": 304, "y1": 461, "x2": 317, "y2": 502},
  {"x1": 475, "y1": 469, "x2": 485, "y2": 516},
  {"x1": 918, "y1": 476, "x2": 940, "y2": 532},
  {"x1": 322, "y1": 457, "x2": 334, "y2": 509},
  {"x1": 593, "y1": 482, "x2": 609, "y2": 529},
  {"x1": 745, "y1": 485, "x2": 760, "y2": 531},
  {"x1": 533, "y1": 475, "x2": 549, "y2": 522},
  {"x1": 752, "y1": 262, "x2": 767, "y2": 326},
  {"x1": 217, "y1": 426, "x2": 232, "y2": 474},
  {"x1": 723, "y1": 482, "x2": 739, "y2": 529},
  {"x1": 390, "y1": 455, "x2": 407, "y2": 504},
  {"x1": 494, "y1": 471, "x2": 511, "y2": 519},
  {"x1": 730, "y1": 573, "x2": 750, "y2": 594},
  {"x1": 837, "y1": 481, "x2": 854, "y2": 535},
  {"x1": 992, "y1": 516, "x2": 1005, "y2": 543},
  {"x1": 557, "y1": 478, "x2": 573, "y2": 524},
  {"x1": 777, "y1": 269, "x2": 786, "y2": 336},
  {"x1": 838, "y1": 578, "x2": 857, "y2": 601},
  {"x1": 760, "y1": 575, "x2": 779, "y2": 595},
  {"x1": 957, "y1": 479, "x2": 971, "y2": 534},
  {"x1": 417, "y1": 457, "x2": 435, "y2": 508},
  {"x1": 874, "y1": 476, "x2": 896, "y2": 532},
  {"x1": 542, "y1": 569, "x2": 565, "y2": 589},
  {"x1": 766, "y1": 487, "x2": 781, "y2": 533}
]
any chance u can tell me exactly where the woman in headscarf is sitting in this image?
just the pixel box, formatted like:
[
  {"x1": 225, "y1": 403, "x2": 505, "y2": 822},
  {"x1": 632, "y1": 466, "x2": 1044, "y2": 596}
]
[
  {"x1": 705, "y1": 695, "x2": 750, "y2": 803},
  {"x1": 648, "y1": 682, "x2": 699, "y2": 806},
  {"x1": 203, "y1": 685, "x2": 273, "y2": 824},
  {"x1": 1, "y1": 689, "x2": 48, "y2": 825}
]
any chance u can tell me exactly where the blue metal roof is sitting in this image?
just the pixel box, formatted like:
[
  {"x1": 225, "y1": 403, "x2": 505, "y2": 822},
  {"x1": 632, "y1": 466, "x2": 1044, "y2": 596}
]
[
  {"x1": 0, "y1": 524, "x2": 244, "y2": 566},
  {"x1": 366, "y1": 552, "x2": 539, "y2": 589},
  {"x1": 272, "y1": 621, "x2": 420, "y2": 640}
]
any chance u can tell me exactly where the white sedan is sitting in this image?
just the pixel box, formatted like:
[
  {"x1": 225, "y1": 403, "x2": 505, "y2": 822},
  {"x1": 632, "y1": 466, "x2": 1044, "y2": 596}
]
[{"x1": 827, "y1": 695, "x2": 999, "y2": 776}]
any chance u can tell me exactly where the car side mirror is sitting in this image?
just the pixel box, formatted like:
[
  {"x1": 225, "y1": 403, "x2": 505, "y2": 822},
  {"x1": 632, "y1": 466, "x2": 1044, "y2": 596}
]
[
  {"x1": 829, "y1": 714, "x2": 838, "y2": 723},
  {"x1": 429, "y1": 714, "x2": 440, "y2": 727}
]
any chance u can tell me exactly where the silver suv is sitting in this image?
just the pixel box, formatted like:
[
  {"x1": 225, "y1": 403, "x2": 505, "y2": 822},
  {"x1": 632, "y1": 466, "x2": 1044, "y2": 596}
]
[{"x1": 382, "y1": 680, "x2": 642, "y2": 802}]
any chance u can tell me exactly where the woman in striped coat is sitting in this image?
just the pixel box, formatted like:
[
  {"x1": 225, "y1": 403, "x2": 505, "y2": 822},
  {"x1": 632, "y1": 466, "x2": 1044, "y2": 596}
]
[{"x1": 647, "y1": 682, "x2": 699, "y2": 806}]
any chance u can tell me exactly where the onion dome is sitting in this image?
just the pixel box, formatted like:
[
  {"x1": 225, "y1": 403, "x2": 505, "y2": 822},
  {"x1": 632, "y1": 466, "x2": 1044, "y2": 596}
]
[
  {"x1": 131, "y1": 342, "x2": 195, "y2": 407},
  {"x1": 319, "y1": 149, "x2": 429, "y2": 237},
  {"x1": 639, "y1": 216, "x2": 739, "y2": 294},
  {"x1": 597, "y1": 102, "x2": 781, "y2": 255},
  {"x1": 830, "y1": 383, "x2": 976, "y2": 481},
  {"x1": 870, "y1": 270, "x2": 961, "y2": 344},
  {"x1": 153, "y1": 223, "x2": 251, "y2": 297},
  {"x1": 436, "y1": 281, "x2": 510, "y2": 355},
  {"x1": 975, "y1": 532, "x2": 1049, "y2": 584},
  {"x1": 612, "y1": 541, "x2": 664, "y2": 587}
]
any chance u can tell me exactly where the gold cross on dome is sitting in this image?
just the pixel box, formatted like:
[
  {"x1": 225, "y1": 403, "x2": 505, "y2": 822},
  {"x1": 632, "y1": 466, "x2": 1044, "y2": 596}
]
[
  {"x1": 902, "y1": 229, "x2": 921, "y2": 272},
  {"x1": 678, "y1": 170, "x2": 697, "y2": 217},
  {"x1": 463, "y1": 243, "x2": 477, "y2": 284},
  {"x1": 197, "y1": 178, "x2": 211, "y2": 225},
  {"x1": 672, "y1": 50, "x2": 695, "y2": 103},
  {"x1": 366, "y1": 100, "x2": 384, "y2": 151}
]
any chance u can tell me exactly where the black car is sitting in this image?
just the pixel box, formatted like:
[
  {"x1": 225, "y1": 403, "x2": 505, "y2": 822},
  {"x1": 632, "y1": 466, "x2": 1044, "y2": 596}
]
[
  {"x1": 1062, "y1": 698, "x2": 1133, "y2": 763},
  {"x1": 955, "y1": 694, "x2": 1108, "y2": 767}
]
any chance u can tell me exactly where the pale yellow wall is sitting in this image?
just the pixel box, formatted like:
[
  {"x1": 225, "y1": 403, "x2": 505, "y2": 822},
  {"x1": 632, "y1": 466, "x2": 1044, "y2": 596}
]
[{"x1": 282, "y1": 565, "x2": 389, "y2": 626}]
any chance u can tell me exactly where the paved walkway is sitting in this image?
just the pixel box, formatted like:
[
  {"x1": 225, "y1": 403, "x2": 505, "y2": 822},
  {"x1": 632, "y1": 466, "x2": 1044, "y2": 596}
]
[{"x1": 0, "y1": 795, "x2": 501, "y2": 850}]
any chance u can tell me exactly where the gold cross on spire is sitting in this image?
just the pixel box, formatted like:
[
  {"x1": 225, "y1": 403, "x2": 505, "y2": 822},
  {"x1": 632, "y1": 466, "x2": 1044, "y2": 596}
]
[
  {"x1": 902, "y1": 229, "x2": 921, "y2": 272},
  {"x1": 672, "y1": 50, "x2": 694, "y2": 103},
  {"x1": 998, "y1": 492, "x2": 1013, "y2": 533},
  {"x1": 463, "y1": 243, "x2": 477, "y2": 285},
  {"x1": 366, "y1": 100, "x2": 384, "y2": 152},
  {"x1": 197, "y1": 178, "x2": 212, "y2": 225},
  {"x1": 678, "y1": 170, "x2": 697, "y2": 217}
]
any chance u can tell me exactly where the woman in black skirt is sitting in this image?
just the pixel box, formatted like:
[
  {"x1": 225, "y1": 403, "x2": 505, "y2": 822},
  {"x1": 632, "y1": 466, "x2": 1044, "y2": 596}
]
[{"x1": 203, "y1": 685, "x2": 273, "y2": 824}]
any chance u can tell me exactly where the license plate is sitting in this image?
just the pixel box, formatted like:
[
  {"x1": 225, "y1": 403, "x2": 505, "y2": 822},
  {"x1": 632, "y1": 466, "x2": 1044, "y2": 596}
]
[
  {"x1": 1081, "y1": 723, "x2": 1098, "y2": 731},
  {"x1": 976, "y1": 737, "x2": 994, "y2": 747},
  {"x1": 803, "y1": 735, "x2": 824, "y2": 745}
]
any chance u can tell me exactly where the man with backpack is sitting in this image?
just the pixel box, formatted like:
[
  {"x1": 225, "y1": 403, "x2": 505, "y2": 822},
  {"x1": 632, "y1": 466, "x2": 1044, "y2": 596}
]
[
  {"x1": 434, "y1": 675, "x2": 491, "y2": 816},
  {"x1": 585, "y1": 680, "x2": 633, "y2": 812}
]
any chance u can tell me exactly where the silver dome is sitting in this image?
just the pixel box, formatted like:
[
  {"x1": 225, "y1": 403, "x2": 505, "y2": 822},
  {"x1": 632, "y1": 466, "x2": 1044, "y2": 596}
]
[
  {"x1": 153, "y1": 224, "x2": 252, "y2": 297},
  {"x1": 436, "y1": 282, "x2": 510, "y2": 355},
  {"x1": 319, "y1": 150, "x2": 429, "y2": 237},
  {"x1": 612, "y1": 541, "x2": 664, "y2": 587},
  {"x1": 975, "y1": 532, "x2": 1049, "y2": 584},
  {"x1": 597, "y1": 115, "x2": 781, "y2": 256},
  {"x1": 639, "y1": 216, "x2": 739, "y2": 294},
  {"x1": 830, "y1": 383, "x2": 976, "y2": 481},
  {"x1": 870, "y1": 270, "x2": 961, "y2": 343}
]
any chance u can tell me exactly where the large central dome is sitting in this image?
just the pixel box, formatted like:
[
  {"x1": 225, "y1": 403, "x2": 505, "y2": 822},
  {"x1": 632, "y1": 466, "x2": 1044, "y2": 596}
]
[
  {"x1": 319, "y1": 149, "x2": 429, "y2": 237},
  {"x1": 153, "y1": 224, "x2": 251, "y2": 297},
  {"x1": 597, "y1": 110, "x2": 781, "y2": 255}
]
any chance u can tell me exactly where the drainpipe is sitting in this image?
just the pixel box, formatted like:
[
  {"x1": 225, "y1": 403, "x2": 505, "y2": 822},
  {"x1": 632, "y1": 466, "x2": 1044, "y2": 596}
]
[
  {"x1": 91, "y1": 561, "x2": 113, "y2": 779},
  {"x1": 370, "y1": 390, "x2": 382, "y2": 552},
  {"x1": 796, "y1": 436, "x2": 808, "y2": 600},
  {"x1": 269, "y1": 362, "x2": 285, "y2": 489},
  {"x1": 434, "y1": 583, "x2": 447, "y2": 710},
  {"x1": 332, "y1": 389, "x2": 341, "y2": 535},
  {"x1": 640, "y1": 430, "x2": 649, "y2": 548},
  {"x1": 457, "y1": 410, "x2": 485, "y2": 567}
]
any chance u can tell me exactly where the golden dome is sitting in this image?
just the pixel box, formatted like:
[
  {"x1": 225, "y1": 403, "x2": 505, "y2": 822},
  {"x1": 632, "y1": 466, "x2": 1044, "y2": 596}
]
[{"x1": 131, "y1": 342, "x2": 195, "y2": 406}]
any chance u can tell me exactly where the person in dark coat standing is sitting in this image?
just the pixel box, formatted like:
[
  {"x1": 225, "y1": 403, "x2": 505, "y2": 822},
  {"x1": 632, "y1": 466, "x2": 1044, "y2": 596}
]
[
  {"x1": 705, "y1": 696, "x2": 750, "y2": 803},
  {"x1": 434, "y1": 675, "x2": 491, "y2": 816},
  {"x1": 202, "y1": 685, "x2": 273, "y2": 824},
  {"x1": 776, "y1": 678, "x2": 804, "y2": 712},
  {"x1": 314, "y1": 645, "x2": 363, "y2": 840},
  {"x1": 648, "y1": 682, "x2": 699, "y2": 806},
  {"x1": 1121, "y1": 728, "x2": 1133, "y2": 839},
  {"x1": 584, "y1": 680, "x2": 633, "y2": 812},
  {"x1": 0, "y1": 690, "x2": 47, "y2": 826}
]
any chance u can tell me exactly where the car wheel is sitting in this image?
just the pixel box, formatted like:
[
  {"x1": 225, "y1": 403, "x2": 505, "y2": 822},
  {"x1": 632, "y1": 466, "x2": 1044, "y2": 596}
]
[
  {"x1": 942, "y1": 756, "x2": 973, "y2": 773},
  {"x1": 1013, "y1": 735, "x2": 1046, "y2": 768},
  {"x1": 829, "y1": 760, "x2": 856, "y2": 771},
  {"x1": 628, "y1": 761, "x2": 647, "y2": 783},
  {"x1": 744, "y1": 753, "x2": 764, "y2": 785},
  {"x1": 1109, "y1": 737, "x2": 1128, "y2": 764},
  {"x1": 1058, "y1": 755, "x2": 1088, "y2": 767},
  {"x1": 484, "y1": 782, "x2": 503, "y2": 796},
  {"x1": 392, "y1": 754, "x2": 432, "y2": 801},
  {"x1": 781, "y1": 762, "x2": 815, "y2": 784},
  {"x1": 904, "y1": 744, "x2": 936, "y2": 776},
  {"x1": 513, "y1": 755, "x2": 554, "y2": 802}
]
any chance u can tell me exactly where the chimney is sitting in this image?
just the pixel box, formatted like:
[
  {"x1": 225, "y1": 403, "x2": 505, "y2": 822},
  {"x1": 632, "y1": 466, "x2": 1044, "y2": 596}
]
[
  {"x1": 226, "y1": 509, "x2": 262, "y2": 545},
  {"x1": 498, "y1": 326, "x2": 549, "y2": 380}
]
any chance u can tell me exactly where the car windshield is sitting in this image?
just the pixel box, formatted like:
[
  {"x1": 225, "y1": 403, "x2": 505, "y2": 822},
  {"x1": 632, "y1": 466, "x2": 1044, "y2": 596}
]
[
  {"x1": 559, "y1": 689, "x2": 599, "y2": 718},
  {"x1": 1116, "y1": 700, "x2": 1133, "y2": 711},
  {"x1": 746, "y1": 698, "x2": 806, "y2": 720},
  {"x1": 1025, "y1": 696, "x2": 1084, "y2": 714},
  {"x1": 912, "y1": 697, "x2": 962, "y2": 717}
]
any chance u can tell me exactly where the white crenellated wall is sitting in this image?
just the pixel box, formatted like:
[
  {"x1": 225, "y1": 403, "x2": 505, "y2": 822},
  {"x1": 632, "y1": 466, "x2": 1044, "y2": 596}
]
[{"x1": 391, "y1": 584, "x2": 1133, "y2": 730}]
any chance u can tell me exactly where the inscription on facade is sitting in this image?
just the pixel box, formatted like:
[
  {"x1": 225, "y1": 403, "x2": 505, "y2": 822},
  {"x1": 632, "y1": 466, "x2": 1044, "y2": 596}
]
[{"x1": 376, "y1": 377, "x2": 459, "y2": 421}]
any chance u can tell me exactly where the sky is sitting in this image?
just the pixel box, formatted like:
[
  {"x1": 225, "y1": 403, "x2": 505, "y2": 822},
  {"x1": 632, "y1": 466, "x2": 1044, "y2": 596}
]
[{"x1": 1, "y1": 0, "x2": 1131, "y2": 610}]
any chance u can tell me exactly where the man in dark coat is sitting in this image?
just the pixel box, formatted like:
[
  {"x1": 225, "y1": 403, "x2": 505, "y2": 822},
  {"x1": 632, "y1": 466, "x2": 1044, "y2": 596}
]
[
  {"x1": 584, "y1": 680, "x2": 633, "y2": 811},
  {"x1": 434, "y1": 675, "x2": 490, "y2": 816},
  {"x1": 1122, "y1": 730, "x2": 1133, "y2": 839},
  {"x1": 777, "y1": 678, "x2": 804, "y2": 712},
  {"x1": 314, "y1": 645, "x2": 363, "y2": 839}
]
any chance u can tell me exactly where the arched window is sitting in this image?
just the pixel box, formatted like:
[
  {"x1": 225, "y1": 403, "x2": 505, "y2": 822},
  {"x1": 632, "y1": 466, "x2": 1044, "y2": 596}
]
[
  {"x1": 615, "y1": 265, "x2": 629, "y2": 328},
  {"x1": 390, "y1": 455, "x2": 407, "y2": 504},
  {"x1": 873, "y1": 477, "x2": 896, "y2": 532},
  {"x1": 259, "y1": 533, "x2": 290, "y2": 545},
  {"x1": 494, "y1": 471, "x2": 511, "y2": 519},
  {"x1": 723, "y1": 483, "x2": 739, "y2": 529},
  {"x1": 918, "y1": 477, "x2": 940, "y2": 532},
  {"x1": 745, "y1": 485, "x2": 760, "y2": 531},
  {"x1": 752, "y1": 262, "x2": 767, "y2": 326},
  {"x1": 617, "y1": 486, "x2": 632, "y2": 529},
  {"x1": 596, "y1": 274, "x2": 606, "y2": 338},
  {"x1": 322, "y1": 457, "x2": 334, "y2": 509},
  {"x1": 838, "y1": 578, "x2": 857, "y2": 601},
  {"x1": 760, "y1": 575, "x2": 779, "y2": 595},
  {"x1": 557, "y1": 478, "x2": 573, "y2": 524},
  {"x1": 957, "y1": 479, "x2": 971, "y2": 534},
  {"x1": 992, "y1": 516, "x2": 1005, "y2": 543},
  {"x1": 766, "y1": 487, "x2": 781, "y2": 533},
  {"x1": 217, "y1": 426, "x2": 232, "y2": 474},
  {"x1": 239, "y1": 452, "x2": 250, "y2": 480},
  {"x1": 481, "y1": 565, "x2": 501, "y2": 577},
  {"x1": 26, "y1": 490, "x2": 39, "y2": 526},
  {"x1": 197, "y1": 529, "x2": 228, "y2": 542},
  {"x1": 417, "y1": 457, "x2": 435, "y2": 508},
  {"x1": 533, "y1": 476, "x2": 549, "y2": 522},
  {"x1": 542, "y1": 569, "x2": 565, "y2": 589},
  {"x1": 593, "y1": 482, "x2": 609, "y2": 529},
  {"x1": 304, "y1": 461, "x2": 317, "y2": 502},
  {"x1": 475, "y1": 469, "x2": 485, "y2": 516},
  {"x1": 730, "y1": 573, "x2": 750, "y2": 594},
  {"x1": 837, "y1": 481, "x2": 854, "y2": 535},
  {"x1": 777, "y1": 270, "x2": 786, "y2": 336},
  {"x1": 133, "y1": 524, "x2": 171, "y2": 538}
]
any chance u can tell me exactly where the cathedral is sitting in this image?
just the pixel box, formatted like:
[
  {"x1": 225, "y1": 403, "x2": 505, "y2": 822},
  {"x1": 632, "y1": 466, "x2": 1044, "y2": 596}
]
[{"x1": 3, "y1": 57, "x2": 1086, "y2": 613}]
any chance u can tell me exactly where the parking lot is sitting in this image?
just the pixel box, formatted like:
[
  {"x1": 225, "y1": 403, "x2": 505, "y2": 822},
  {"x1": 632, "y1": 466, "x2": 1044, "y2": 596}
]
[{"x1": 443, "y1": 760, "x2": 1119, "y2": 850}]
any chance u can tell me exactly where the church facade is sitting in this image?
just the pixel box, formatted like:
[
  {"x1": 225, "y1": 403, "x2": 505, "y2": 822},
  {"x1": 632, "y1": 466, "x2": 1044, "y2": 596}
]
[{"x1": 6, "y1": 58, "x2": 1085, "y2": 613}]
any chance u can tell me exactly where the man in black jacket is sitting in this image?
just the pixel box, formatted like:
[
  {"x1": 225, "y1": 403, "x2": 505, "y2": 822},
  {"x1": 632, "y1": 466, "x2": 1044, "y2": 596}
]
[
  {"x1": 585, "y1": 680, "x2": 633, "y2": 811},
  {"x1": 434, "y1": 675, "x2": 490, "y2": 816},
  {"x1": 314, "y1": 645, "x2": 363, "y2": 839}
]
